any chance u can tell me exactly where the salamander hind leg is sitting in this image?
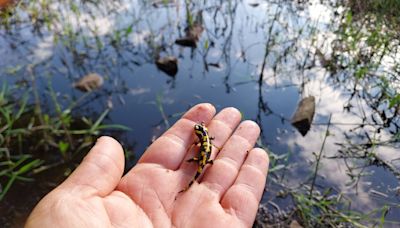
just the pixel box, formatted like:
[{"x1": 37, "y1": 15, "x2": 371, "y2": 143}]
[
  {"x1": 186, "y1": 157, "x2": 199, "y2": 162},
  {"x1": 178, "y1": 179, "x2": 195, "y2": 193},
  {"x1": 179, "y1": 169, "x2": 201, "y2": 193}
]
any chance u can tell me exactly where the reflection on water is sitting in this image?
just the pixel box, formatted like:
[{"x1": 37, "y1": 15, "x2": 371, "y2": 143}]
[{"x1": 1, "y1": 0, "x2": 399, "y2": 226}]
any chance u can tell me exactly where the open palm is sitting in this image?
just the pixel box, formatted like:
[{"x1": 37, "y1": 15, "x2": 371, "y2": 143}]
[{"x1": 26, "y1": 103, "x2": 269, "y2": 228}]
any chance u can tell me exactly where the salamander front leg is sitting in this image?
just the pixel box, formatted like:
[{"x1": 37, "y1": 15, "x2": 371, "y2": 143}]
[{"x1": 209, "y1": 136, "x2": 221, "y2": 151}]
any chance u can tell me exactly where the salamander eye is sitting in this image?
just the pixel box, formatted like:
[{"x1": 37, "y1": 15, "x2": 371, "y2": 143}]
[{"x1": 194, "y1": 124, "x2": 201, "y2": 130}]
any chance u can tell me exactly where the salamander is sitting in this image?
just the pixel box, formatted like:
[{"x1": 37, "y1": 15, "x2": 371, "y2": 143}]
[{"x1": 179, "y1": 122, "x2": 214, "y2": 193}]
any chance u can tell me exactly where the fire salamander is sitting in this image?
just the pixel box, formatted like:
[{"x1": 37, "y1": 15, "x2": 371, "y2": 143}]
[{"x1": 179, "y1": 122, "x2": 214, "y2": 193}]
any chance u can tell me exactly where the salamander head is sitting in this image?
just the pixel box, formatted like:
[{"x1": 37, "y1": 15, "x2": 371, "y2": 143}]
[
  {"x1": 194, "y1": 124, "x2": 202, "y2": 130},
  {"x1": 194, "y1": 123, "x2": 208, "y2": 138}
]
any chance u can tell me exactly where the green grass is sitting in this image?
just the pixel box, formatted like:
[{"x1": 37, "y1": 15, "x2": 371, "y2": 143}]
[
  {"x1": 289, "y1": 188, "x2": 397, "y2": 227},
  {"x1": 0, "y1": 80, "x2": 130, "y2": 201},
  {"x1": 264, "y1": 147, "x2": 400, "y2": 227},
  {"x1": 348, "y1": 0, "x2": 400, "y2": 25},
  {"x1": 0, "y1": 0, "x2": 139, "y2": 202}
]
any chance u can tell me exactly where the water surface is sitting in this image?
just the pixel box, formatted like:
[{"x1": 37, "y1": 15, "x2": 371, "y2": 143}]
[{"x1": 1, "y1": 0, "x2": 399, "y2": 226}]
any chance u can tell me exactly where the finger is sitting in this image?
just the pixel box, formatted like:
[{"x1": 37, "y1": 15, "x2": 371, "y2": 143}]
[
  {"x1": 179, "y1": 107, "x2": 241, "y2": 177},
  {"x1": 201, "y1": 121, "x2": 260, "y2": 198},
  {"x1": 138, "y1": 103, "x2": 216, "y2": 170},
  {"x1": 60, "y1": 136, "x2": 125, "y2": 197},
  {"x1": 221, "y1": 148, "x2": 269, "y2": 227}
]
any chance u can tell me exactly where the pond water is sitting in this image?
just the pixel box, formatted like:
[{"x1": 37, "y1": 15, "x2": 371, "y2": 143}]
[{"x1": 1, "y1": 0, "x2": 399, "y2": 226}]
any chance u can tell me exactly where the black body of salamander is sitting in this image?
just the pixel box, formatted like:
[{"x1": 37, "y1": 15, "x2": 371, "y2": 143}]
[{"x1": 179, "y1": 122, "x2": 214, "y2": 192}]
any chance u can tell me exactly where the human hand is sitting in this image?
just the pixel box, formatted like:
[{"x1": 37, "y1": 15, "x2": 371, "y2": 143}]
[{"x1": 25, "y1": 103, "x2": 269, "y2": 228}]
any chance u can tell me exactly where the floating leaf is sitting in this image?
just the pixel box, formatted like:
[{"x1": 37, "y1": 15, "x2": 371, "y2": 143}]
[
  {"x1": 175, "y1": 37, "x2": 197, "y2": 48},
  {"x1": 175, "y1": 23, "x2": 204, "y2": 48},
  {"x1": 291, "y1": 96, "x2": 315, "y2": 136},
  {"x1": 152, "y1": 0, "x2": 176, "y2": 8},
  {"x1": 249, "y1": 3, "x2": 260, "y2": 7},
  {"x1": 73, "y1": 73, "x2": 104, "y2": 92},
  {"x1": 155, "y1": 56, "x2": 178, "y2": 77},
  {"x1": 186, "y1": 23, "x2": 203, "y2": 40}
]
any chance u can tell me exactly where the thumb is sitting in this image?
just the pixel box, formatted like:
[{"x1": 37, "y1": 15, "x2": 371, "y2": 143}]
[{"x1": 60, "y1": 136, "x2": 125, "y2": 196}]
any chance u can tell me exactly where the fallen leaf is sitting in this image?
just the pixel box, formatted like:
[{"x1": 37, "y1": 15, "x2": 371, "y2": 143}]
[
  {"x1": 291, "y1": 96, "x2": 315, "y2": 136},
  {"x1": 0, "y1": 0, "x2": 16, "y2": 9},
  {"x1": 290, "y1": 220, "x2": 303, "y2": 228},
  {"x1": 175, "y1": 37, "x2": 197, "y2": 48},
  {"x1": 152, "y1": 0, "x2": 176, "y2": 8},
  {"x1": 186, "y1": 23, "x2": 204, "y2": 40},
  {"x1": 175, "y1": 23, "x2": 204, "y2": 48},
  {"x1": 249, "y1": 3, "x2": 260, "y2": 7},
  {"x1": 155, "y1": 56, "x2": 178, "y2": 77},
  {"x1": 73, "y1": 73, "x2": 104, "y2": 92}
]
